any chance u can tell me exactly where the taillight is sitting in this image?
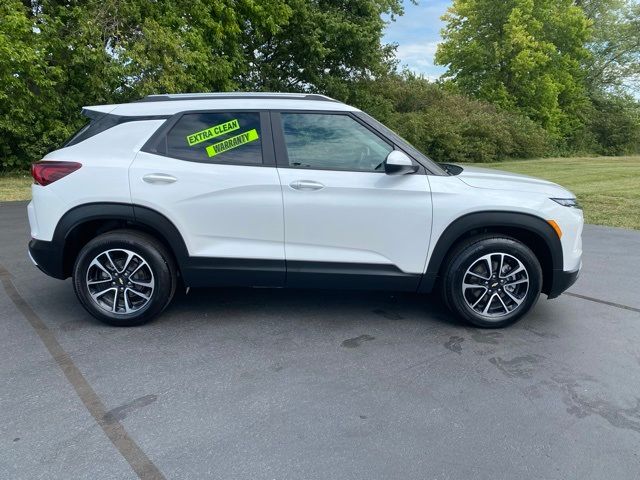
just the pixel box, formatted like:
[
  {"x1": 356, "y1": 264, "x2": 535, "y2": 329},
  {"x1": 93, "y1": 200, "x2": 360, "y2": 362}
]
[{"x1": 31, "y1": 161, "x2": 82, "y2": 186}]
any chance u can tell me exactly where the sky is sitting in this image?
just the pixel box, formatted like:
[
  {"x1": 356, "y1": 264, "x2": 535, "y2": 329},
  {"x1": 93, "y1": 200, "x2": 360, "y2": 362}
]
[{"x1": 382, "y1": 0, "x2": 452, "y2": 80}]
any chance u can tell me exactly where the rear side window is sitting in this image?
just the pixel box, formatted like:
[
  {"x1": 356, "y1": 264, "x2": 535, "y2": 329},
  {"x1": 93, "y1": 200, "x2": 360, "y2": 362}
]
[{"x1": 164, "y1": 112, "x2": 262, "y2": 165}]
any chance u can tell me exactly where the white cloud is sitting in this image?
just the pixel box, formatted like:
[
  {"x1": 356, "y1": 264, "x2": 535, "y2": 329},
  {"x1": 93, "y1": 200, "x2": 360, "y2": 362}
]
[
  {"x1": 383, "y1": 1, "x2": 451, "y2": 80},
  {"x1": 394, "y1": 41, "x2": 445, "y2": 79},
  {"x1": 396, "y1": 41, "x2": 439, "y2": 63}
]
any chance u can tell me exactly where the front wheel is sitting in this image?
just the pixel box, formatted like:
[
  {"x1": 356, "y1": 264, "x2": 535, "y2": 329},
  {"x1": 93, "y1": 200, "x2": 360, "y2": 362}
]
[
  {"x1": 73, "y1": 230, "x2": 177, "y2": 326},
  {"x1": 441, "y1": 236, "x2": 542, "y2": 328}
]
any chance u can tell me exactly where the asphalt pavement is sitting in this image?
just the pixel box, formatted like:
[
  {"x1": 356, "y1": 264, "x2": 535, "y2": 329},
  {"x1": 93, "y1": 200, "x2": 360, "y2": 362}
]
[{"x1": 1, "y1": 200, "x2": 639, "y2": 480}]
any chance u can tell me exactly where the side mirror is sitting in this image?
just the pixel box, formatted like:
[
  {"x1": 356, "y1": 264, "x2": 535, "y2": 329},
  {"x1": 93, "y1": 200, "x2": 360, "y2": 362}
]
[{"x1": 384, "y1": 150, "x2": 419, "y2": 175}]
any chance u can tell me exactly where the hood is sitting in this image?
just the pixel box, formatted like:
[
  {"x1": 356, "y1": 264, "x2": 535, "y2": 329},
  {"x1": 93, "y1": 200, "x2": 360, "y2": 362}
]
[{"x1": 456, "y1": 165, "x2": 574, "y2": 197}]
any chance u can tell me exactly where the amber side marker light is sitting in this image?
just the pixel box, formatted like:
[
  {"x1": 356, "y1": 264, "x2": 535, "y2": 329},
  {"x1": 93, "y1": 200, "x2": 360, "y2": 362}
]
[{"x1": 547, "y1": 220, "x2": 563, "y2": 239}]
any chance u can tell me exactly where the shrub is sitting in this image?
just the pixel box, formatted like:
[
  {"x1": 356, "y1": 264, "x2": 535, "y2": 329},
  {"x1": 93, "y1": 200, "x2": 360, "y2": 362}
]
[
  {"x1": 588, "y1": 94, "x2": 640, "y2": 156},
  {"x1": 349, "y1": 74, "x2": 553, "y2": 163}
]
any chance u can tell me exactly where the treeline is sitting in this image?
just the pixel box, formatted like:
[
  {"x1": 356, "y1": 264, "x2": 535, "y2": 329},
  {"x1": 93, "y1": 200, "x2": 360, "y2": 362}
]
[
  {"x1": 350, "y1": 73, "x2": 640, "y2": 162},
  {"x1": 1, "y1": 0, "x2": 639, "y2": 170},
  {"x1": 429, "y1": 0, "x2": 640, "y2": 160}
]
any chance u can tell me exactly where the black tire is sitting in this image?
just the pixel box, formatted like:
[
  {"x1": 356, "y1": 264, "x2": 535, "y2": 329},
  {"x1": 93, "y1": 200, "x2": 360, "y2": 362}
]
[
  {"x1": 441, "y1": 235, "x2": 542, "y2": 328},
  {"x1": 72, "y1": 230, "x2": 177, "y2": 326}
]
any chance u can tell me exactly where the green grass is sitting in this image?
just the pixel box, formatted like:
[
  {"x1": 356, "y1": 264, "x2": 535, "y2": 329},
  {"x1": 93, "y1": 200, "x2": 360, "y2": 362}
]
[
  {"x1": 0, "y1": 172, "x2": 32, "y2": 201},
  {"x1": 1, "y1": 156, "x2": 639, "y2": 229},
  {"x1": 469, "y1": 156, "x2": 640, "y2": 230}
]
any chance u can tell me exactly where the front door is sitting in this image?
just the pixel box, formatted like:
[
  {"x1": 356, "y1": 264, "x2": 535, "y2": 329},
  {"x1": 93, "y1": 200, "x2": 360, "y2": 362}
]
[{"x1": 272, "y1": 111, "x2": 433, "y2": 290}]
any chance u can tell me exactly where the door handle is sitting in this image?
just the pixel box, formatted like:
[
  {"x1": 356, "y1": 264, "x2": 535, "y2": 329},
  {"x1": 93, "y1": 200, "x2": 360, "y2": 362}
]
[
  {"x1": 290, "y1": 180, "x2": 324, "y2": 191},
  {"x1": 143, "y1": 173, "x2": 177, "y2": 185}
]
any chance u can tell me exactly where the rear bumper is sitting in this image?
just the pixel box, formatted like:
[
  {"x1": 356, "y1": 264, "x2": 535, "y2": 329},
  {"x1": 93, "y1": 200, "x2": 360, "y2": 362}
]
[
  {"x1": 28, "y1": 239, "x2": 66, "y2": 279},
  {"x1": 547, "y1": 266, "x2": 580, "y2": 299}
]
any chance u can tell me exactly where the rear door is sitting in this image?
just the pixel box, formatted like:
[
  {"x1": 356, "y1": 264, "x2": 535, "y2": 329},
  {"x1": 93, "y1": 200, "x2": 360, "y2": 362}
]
[
  {"x1": 272, "y1": 111, "x2": 433, "y2": 290},
  {"x1": 130, "y1": 110, "x2": 285, "y2": 287}
]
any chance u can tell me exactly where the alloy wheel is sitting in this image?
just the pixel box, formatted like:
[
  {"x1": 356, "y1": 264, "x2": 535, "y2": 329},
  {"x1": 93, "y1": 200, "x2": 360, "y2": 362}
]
[
  {"x1": 85, "y1": 249, "x2": 155, "y2": 315},
  {"x1": 461, "y1": 252, "x2": 529, "y2": 319}
]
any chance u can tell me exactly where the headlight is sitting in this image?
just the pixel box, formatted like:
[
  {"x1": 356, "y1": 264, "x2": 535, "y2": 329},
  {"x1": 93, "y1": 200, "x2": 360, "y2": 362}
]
[{"x1": 551, "y1": 198, "x2": 582, "y2": 209}]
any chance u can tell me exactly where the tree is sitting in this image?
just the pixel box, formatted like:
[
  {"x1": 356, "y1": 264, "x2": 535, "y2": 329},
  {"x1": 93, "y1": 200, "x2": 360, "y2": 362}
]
[
  {"x1": 578, "y1": 0, "x2": 640, "y2": 94},
  {"x1": 0, "y1": 0, "x2": 60, "y2": 168},
  {"x1": 435, "y1": 0, "x2": 592, "y2": 140},
  {"x1": 234, "y1": 0, "x2": 402, "y2": 99},
  {"x1": 1, "y1": 0, "x2": 404, "y2": 169}
]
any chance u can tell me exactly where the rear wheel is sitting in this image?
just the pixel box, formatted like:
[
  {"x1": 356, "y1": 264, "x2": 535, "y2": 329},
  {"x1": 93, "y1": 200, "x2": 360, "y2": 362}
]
[
  {"x1": 73, "y1": 230, "x2": 177, "y2": 326},
  {"x1": 441, "y1": 236, "x2": 542, "y2": 328}
]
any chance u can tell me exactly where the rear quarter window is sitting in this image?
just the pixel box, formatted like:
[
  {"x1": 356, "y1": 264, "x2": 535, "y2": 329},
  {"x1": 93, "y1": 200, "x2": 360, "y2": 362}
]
[
  {"x1": 63, "y1": 111, "x2": 169, "y2": 148},
  {"x1": 62, "y1": 120, "x2": 91, "y2": 147}
]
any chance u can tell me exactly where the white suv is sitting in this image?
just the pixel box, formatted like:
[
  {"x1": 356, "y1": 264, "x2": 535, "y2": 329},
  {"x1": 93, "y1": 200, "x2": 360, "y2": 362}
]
[{"x1": 27, "y1": 93, "x2": 583, "y2": 328}]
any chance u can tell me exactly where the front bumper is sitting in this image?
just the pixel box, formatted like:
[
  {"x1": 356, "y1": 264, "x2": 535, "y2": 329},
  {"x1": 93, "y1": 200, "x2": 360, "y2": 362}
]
[
  {"x1": 28, "y1": 239, "x2": 66, "y2": 279},
  {"x1": 547, "y1": 266, "x2": 580, "y2": 299}
]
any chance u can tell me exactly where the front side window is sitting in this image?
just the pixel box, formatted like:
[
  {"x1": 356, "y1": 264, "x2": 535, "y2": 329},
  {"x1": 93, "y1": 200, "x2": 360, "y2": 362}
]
[
  {"x1": 280, "y1": 113, "x2": 393, "y2": 172},
  {"x1": 165, "y1": 112, "x2": 262, "y2": 164}
]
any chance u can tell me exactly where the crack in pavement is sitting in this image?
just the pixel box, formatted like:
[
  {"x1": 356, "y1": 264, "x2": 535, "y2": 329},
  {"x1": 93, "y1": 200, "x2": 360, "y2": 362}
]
[
  {"x1": 0, "y1": 264, "x2": 165, "y2": 480},
  {"x1": 564, "y1": 292, "x2": 640, "y2": 314}
]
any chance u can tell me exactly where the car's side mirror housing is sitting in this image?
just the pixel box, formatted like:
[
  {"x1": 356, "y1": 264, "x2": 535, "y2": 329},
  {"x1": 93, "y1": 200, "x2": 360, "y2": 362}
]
[{"x1": 384, "y1": 150, "x2": 419, "y2": 175}]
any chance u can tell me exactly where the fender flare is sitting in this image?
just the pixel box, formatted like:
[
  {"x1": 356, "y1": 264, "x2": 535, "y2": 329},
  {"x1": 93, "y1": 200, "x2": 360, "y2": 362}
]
[
  {"x1": 418, "y1": 211, "x2": 563, "y2": 293},
  {"x1": 51, "y1": 202, "x2": 190, "y2": 278}
]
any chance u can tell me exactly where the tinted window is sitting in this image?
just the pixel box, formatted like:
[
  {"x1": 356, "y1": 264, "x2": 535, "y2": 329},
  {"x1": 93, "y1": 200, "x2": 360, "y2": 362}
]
[
  {"x1": 165, "y1": 112, "x2": 262, "y2": 164},
  {"x1": 65, "y1": 112, "x2": 170, "y2": 148},
  {"x1": 62, "y1": 119, "x2": 91, "y2": 147},
  {"x1": 64, "y1": 113, "x2": 121, "y2": 148},
  {"x1": 280, "y1": 113, "x2": 393, "y2": 172}
]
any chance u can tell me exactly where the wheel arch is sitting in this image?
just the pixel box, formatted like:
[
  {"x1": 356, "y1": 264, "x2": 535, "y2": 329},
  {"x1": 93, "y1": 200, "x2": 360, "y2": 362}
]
[
  {"x1": 53, "y1": 203, "x2": 189, "y2": 279},
  {"x1": 419, "y1": 211, "x2": 563, "y2": 295}
]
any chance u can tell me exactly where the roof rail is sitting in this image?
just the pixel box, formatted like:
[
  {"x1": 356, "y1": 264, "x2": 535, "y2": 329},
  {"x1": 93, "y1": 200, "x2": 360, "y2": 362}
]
[{"x1": 135, "y1": 92, "x2": 340, "y2": 103}]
